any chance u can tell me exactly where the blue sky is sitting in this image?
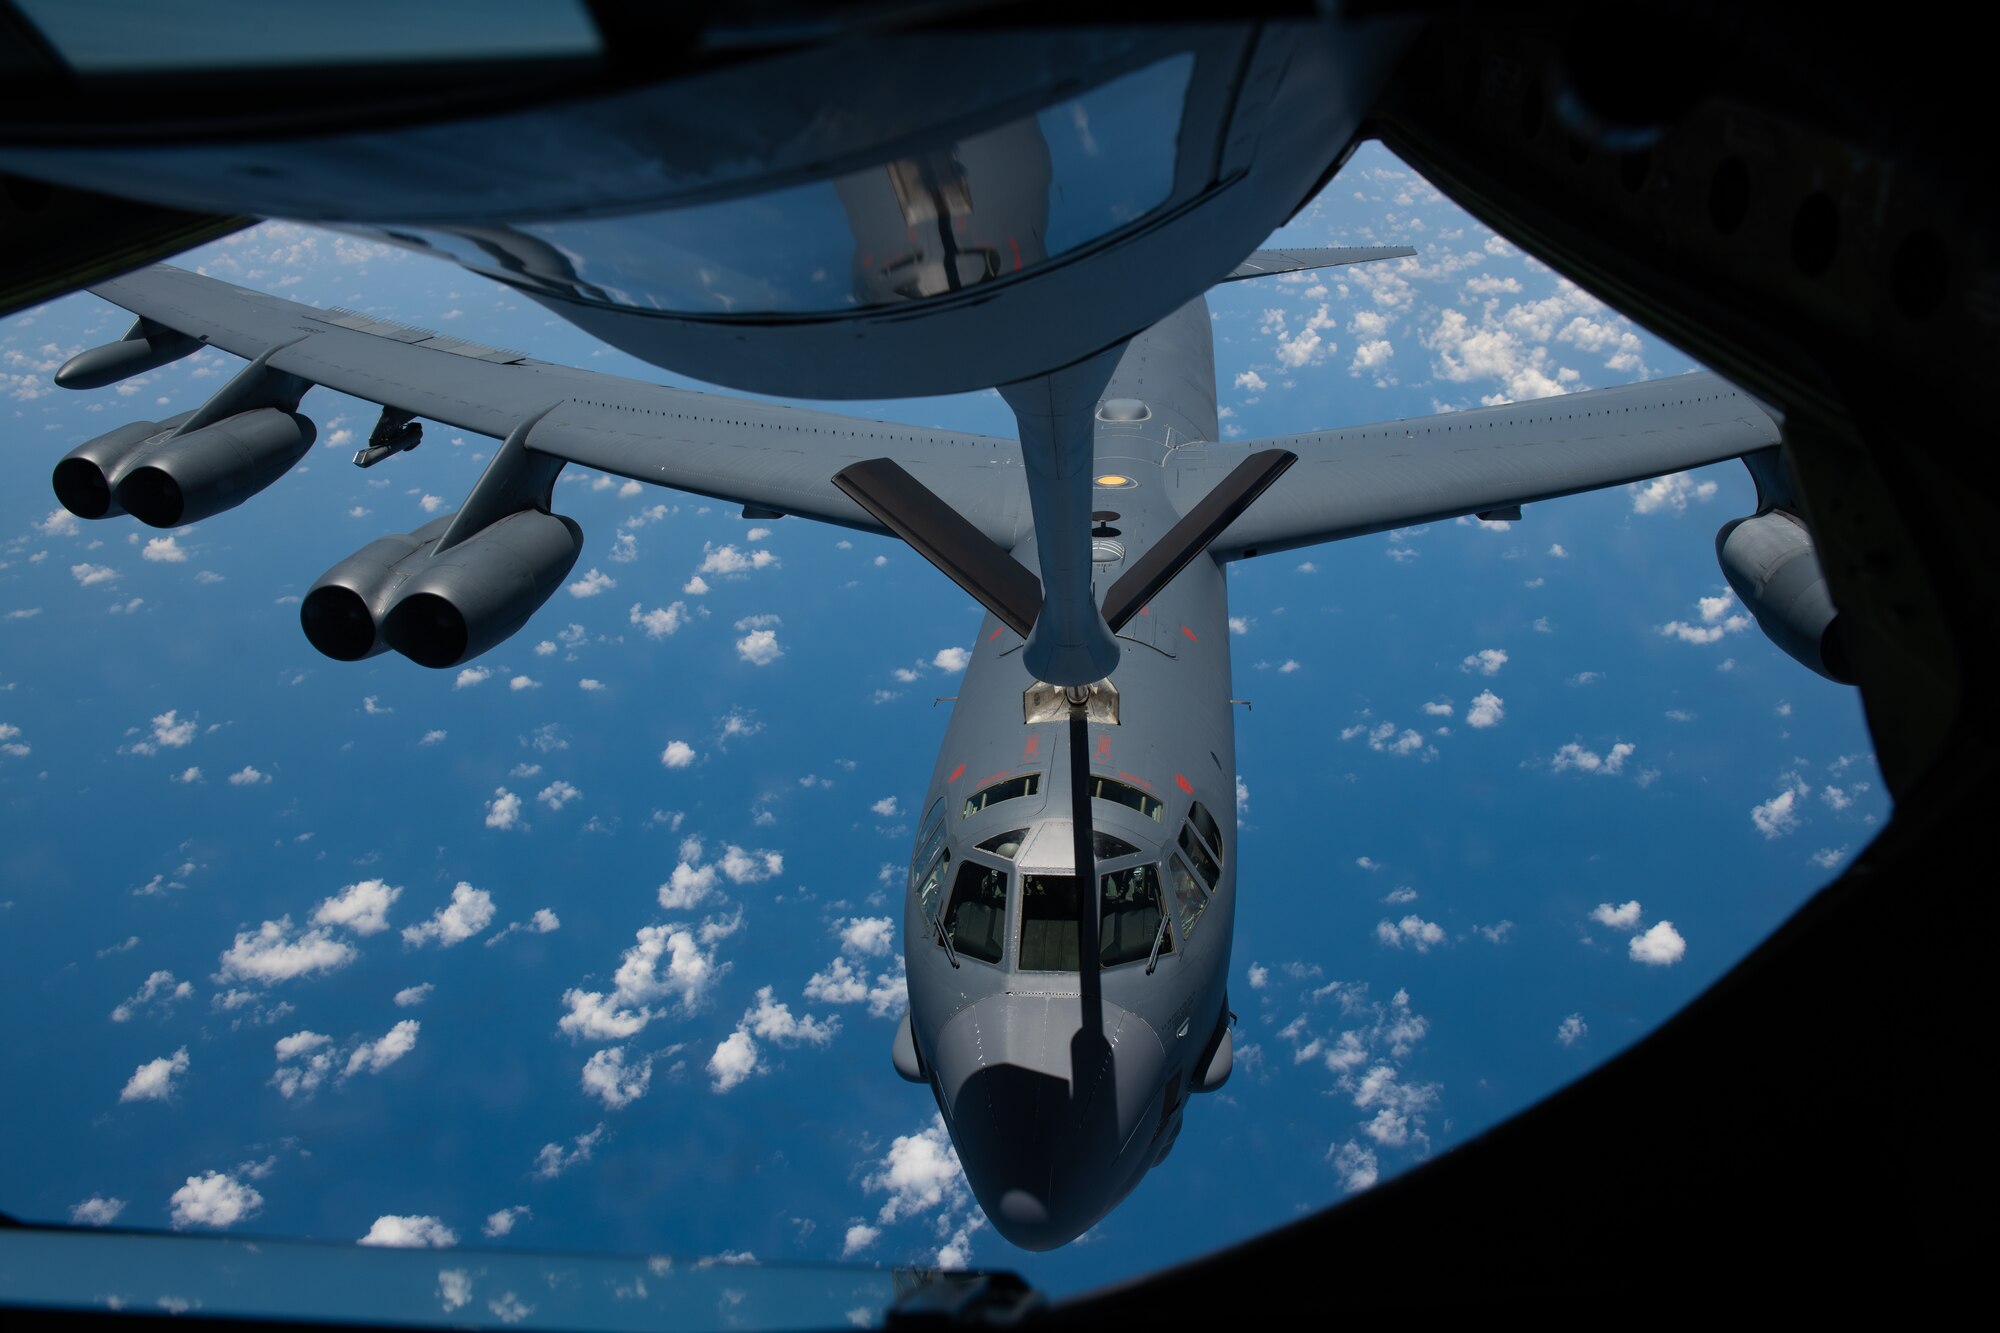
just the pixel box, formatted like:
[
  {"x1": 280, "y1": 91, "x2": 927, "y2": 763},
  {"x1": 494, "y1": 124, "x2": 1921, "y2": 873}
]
[{"x1": 0, "y1": 142, "x2": 1886, "y2": 1305}]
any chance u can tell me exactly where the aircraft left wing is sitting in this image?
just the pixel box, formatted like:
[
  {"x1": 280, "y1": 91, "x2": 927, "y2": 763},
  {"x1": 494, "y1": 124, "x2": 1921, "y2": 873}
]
[
  {"x1": 77, "y1": 265, "x2": 1030, "y2": 545},
  {"x1": 1206, "y1": 372, "x2": 1779, "y2": 558}
]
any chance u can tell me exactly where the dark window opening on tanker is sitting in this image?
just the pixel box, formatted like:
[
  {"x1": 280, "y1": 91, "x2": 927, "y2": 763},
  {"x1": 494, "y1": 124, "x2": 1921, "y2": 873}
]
[
  {"x1": 962, "y1": 772, "x2": 1039, "y2": 819},
  {"x1": 942, "y1": 861, "x2": 1008, "y2": 964},
  {"x1": 1089, "y1": 774, "x2": 1164, "y2": 822}
]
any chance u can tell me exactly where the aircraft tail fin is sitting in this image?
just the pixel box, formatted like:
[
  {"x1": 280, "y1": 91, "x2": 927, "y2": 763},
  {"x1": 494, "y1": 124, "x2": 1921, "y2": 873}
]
[{"x1": 1221, "y1": 245, "x2": 1415, "y2": 283}]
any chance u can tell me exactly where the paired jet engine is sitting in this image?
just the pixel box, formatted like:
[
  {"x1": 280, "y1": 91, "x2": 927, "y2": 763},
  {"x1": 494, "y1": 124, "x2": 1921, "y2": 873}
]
[
  {"x1": 1713, "y1": 451, "x2": 1852, "y2": 684},
  {"x1": 52, "y1": 407, "x2": 316, "y2": 528},
  {"x1": 50, "y1": 367, "x2": 578, "y2": 672},
  {"x1": 301, "y1": 509, "x2": 582, "y2": 669}
]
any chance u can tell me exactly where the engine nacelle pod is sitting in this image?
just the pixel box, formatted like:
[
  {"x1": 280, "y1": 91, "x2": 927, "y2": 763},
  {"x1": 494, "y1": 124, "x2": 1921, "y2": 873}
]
[
  {"x1": 1716, "y1": 510, "x2": 1852, "y2": 683},
  {"x1": 380, "y1": 509, "x2": 584, "y2": 669},
  {"x1": 299, "y1": 516, "x2": 454, "y2": 662},
  {"x1": 114, "y1": 408, "x2": 315, "y2": 528},
  {"x1": 51, "y1": 414, "x2": 194, "y2": 519},
  {"x1": 55, "y1": 329, "x2": 202, "y2": 391}
]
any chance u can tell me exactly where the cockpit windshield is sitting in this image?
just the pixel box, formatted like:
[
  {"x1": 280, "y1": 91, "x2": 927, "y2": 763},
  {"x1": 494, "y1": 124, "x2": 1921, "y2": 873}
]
[
  {"x1": 942, "y1": 861, "x2": 1007, "y2": 963},
  {"x1": 1100, "y1": 865, "x2": 1168, "y2": 966},
  {"x1": 1018, "y1": 874, "x2": 1081, "y2": 971}
]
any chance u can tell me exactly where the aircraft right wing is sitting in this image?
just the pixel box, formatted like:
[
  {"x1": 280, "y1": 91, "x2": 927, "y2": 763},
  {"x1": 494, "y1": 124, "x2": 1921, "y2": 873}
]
[
  {"x1": 77, "y1": 265, "x2": 1030, "y2": 546},
  {"x1": 1207, "y1": 372, "x2": 1780, "y2": 558}
]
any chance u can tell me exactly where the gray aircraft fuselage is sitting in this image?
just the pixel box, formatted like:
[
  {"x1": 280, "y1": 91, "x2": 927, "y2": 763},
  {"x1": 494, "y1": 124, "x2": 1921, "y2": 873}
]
[{"x1": 898, "y1": 296, "x2": 1240, "y2": 1250}]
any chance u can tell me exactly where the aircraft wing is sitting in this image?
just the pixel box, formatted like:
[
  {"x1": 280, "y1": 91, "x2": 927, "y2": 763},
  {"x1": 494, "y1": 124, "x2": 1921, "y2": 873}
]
[
  {"x1": 81, "y1": 265, "x2": 1030, "y2": 545},
  {"x1": 1207, "y1": 372, "x2": 1779, "y2": 558}
]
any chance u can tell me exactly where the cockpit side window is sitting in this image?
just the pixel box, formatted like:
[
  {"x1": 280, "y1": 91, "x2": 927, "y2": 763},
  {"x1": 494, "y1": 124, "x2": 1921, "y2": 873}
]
[
  {"x1": 1088, "y1": 775, "x2": 1164, "y2": 822},
  {"x1": 942, "y1": 861, "x2": 1007, "y2": 964},
  {"x1": 961, "y1": 773, "x2": 1040, "y2": 819},
  {"x1": 1187, "y1": 800, "x2": 1223, "y2": 862},
  {"x1": 1018, "y1": 874, "x2": 1082, "y2": 971},
  {"x1": 1100, "y1": 864, "x2": 1169, "y2": 967},
  {"x1": 910, "y1": 797, "x2": 946, "y2": 890},
  {"x1": 1178, "y1": 821, "x2": 1220, "y2": 889},
  {"x1": 1167, "y1": 854, "x2": 1209, "y2": 939},
  {"x1": 916, "y1": 848, "x2": 951, "y2": 920}
]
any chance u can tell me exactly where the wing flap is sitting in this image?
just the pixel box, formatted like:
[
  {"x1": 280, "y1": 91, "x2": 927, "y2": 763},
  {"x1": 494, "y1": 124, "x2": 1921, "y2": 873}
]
[{"x1": 1209, "y1": 373, "x2": 1778, "y2": 558}]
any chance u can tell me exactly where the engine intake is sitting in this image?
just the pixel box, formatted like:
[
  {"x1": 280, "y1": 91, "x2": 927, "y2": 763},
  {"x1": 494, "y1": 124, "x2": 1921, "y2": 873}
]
[
  {"x1": 302, "y1": 509, "x2": 582, "y2": 669},
  {"x1": 51, "y1": 414, "x2": 194, "y2": 519},
  {"x1": 300, "y1": 518, "x2": 450, "y2": 661},
  {"x1": 115, "y1": 407, "x2": 315, "y2": 528},
  {"x1": 1715, "y1": 510, "x2": 1852, "y2": 683}
]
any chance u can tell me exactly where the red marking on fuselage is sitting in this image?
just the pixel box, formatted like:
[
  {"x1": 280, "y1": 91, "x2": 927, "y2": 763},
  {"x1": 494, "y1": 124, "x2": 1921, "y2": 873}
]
[
  {"x1": 1095, "y1": 733, "x2": 1112, "y2": 762},
  {"x1": 1022, "y1": 734, "x2": 1041, "y2": 761},
  {"x1": 1115, "y1": 770, "x2": 1155, "y2": 790},
  {"x1": 946, "y1": 762, "x2": 966, "y2": 784},
  {"x1": 1009, "y1": 237, "x2": 1023, "y2": 272},
  {"x1": 1181, "y1": 625, "x2": 1198, "y2": 642},
  {"x1": 971, "y1": 769, "x2": 1017, "y2": 790},
  {"x1": 988, "y1": 626, "x2": 1005, "y2": 641},
  {"x1": 1175, "y1": 773, "x2": 1194, "y2": 794}
]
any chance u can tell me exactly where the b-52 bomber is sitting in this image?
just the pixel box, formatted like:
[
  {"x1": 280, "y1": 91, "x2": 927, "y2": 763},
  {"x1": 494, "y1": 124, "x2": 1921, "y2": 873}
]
[{"x1": 46, "y1": 251, "x2": 1838, "y2": 1249}]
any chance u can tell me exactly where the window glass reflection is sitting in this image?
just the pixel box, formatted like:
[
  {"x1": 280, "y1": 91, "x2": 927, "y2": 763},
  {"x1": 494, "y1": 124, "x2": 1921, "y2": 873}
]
[{"x1": 373, "y1": 54, "x2": 1194, "y2": 316}]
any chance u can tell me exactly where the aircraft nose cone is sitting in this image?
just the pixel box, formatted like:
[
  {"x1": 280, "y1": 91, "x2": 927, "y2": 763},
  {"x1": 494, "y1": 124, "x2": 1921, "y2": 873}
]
[{"x1": 931, "y1": 993, "x2": 1167, "y2": 1250}]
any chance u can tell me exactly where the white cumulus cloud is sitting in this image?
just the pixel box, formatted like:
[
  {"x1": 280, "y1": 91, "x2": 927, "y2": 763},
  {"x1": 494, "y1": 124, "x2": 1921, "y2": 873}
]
[
  {"x1": 484, "y1": 788, "x2": 523, "y2": 830},
  {"x1": 402, "y1": 884, "x2": 495, "y2": 948},
  {"x1": 1465, "y1": 690, "x2": 1503, "y2": 728},
  {"x1": 312, "y1": 879, "x2": 400, "y2": 936},
  {"x1": 1629, "y1": 921, "x2": 1687, "y2": 966},
  {"x1": 119, "y1": 1046, "x2": 191, "y2": 1102},
  {"x1": 581, "y1": 1046, "x2": 654, "y2": 1109},
  {"x1": 567, "y1": 568, "x2": 615, "y2": 598},
  {"x1": 736, "y1": 628, "x2": 782, "y2": 665},
  {"x1": 359, "y1": 1215, "x2": 457, "y2": 1248},
  {"x1": 170, "y1": 1171, "x2": 262, "y2": 1230},
  {"x1": 216, "y1": 917, "x2": 356, "y2": 986}
]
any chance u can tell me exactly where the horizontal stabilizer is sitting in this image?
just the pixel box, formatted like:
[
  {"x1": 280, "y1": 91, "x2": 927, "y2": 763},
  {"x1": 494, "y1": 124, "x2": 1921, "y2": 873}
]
[
  {"x1": 833, "y1": 458, "x2": 1042, "y2": 638},
  {"x1": 1101, "y1": 449, "x2": 1297, "y2": 633},
  {"x1": 1222, "y1": 246, "x2": 1415, "y2": 282}
]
